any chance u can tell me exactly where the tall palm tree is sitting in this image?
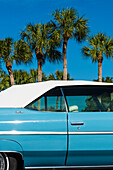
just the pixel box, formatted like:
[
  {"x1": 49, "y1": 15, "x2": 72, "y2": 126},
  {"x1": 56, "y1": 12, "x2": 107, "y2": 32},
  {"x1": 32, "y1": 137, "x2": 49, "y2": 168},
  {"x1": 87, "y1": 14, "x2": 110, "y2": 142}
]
[
  {"x1": 82, "y1": 33, "x2": 113, "y2": 82},
  {"x1": 21, "y1": 23, "x2": 62, "y2": 82},
  {"x1": 51, "y1": 8, "x2": 89, "y2": 80},
  {"x1": 0, "y1": 38, "x2": 32, "y2": 86},
  {"x1": 0, "y1": 38, "x2": 14, "y2": 86}
]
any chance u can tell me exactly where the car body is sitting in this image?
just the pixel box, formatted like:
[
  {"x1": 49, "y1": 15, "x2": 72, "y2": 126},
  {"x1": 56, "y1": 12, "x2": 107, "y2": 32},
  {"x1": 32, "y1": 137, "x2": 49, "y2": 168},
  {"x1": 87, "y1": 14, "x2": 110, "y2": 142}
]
[{"x1": 1, "y1": 80, "x2": 113, "y2": 169}]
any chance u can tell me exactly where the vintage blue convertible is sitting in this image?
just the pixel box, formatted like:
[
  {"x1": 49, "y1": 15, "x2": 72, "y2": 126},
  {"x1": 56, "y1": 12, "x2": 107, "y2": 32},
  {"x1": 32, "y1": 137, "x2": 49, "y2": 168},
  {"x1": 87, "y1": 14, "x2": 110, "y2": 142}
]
[{"x1": 0, "y1": 80, "x2": 113, "y2": 170}]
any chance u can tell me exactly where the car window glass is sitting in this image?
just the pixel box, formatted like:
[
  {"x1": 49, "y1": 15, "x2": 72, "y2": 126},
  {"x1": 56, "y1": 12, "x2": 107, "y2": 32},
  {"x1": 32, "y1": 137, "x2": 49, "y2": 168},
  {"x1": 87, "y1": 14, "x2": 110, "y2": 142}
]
[
  {"x1": 66, "y1": 96, "x2": 99, "y2": 112},
  {"x1": 26, "y1": 88, "x2": 66, "y2": 112},
  {"x1": 62, "y1": 86, "x2": 113, "y2": 112}
]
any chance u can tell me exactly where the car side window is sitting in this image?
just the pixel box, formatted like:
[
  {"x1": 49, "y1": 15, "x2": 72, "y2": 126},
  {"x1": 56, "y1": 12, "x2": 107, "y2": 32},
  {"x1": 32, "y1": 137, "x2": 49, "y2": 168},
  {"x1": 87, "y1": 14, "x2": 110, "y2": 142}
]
[
  {"x1": 26, "y1": 88, "x2": 66, "y2": 112},
  {"x1": 62, "y1": 86, "x2": 113, "y2": 112},
  {"x1": 66, "y1": 95, "x2": 99, "y2": 112}
]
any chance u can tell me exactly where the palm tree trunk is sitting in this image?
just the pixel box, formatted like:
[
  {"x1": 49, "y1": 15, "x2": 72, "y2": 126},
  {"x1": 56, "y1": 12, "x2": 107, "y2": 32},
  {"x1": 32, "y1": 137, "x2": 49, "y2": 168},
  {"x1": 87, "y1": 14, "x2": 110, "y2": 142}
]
[
  {"x1": 63, "y1": 38, "x2": 68, "y2": 80},
  {"x1": 36, "y1": 49, "x2": 43, "y2": 82},
  {"x1": 38, "y1": 58, "x2": 42, "y2": 82},
  {"x1": 6, "y1": 62, "x2": 14, "y2": 86},
  {"x1": 37, "y1": 59, "x2": 42, "y2": 109},
  {"x1": 98, "y1": 55, "x2": 103, "y2": 82}
]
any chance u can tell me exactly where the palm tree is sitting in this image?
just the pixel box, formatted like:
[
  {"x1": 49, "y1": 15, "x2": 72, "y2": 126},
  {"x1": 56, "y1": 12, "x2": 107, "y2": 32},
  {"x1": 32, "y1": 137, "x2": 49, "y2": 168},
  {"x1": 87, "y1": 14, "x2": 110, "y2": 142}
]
[
  {"x1": 0, "y1": 38, "x2": 14, "y2": 86},
  {"x1": 29, "y1": 69, "x2": 47, "y2": 82},
  {"x1": 13, "y1": 69, "x2": 47, "y2": 84},
  {"x1": 0, "y1": 70, "x2": 10, "y2": 91},
  {"x1": 14, "y1": 39, "x2": 33, "y2": 65},
  {"x1": 94, "y1": 76, "x2": 113, "y2": 83},
  {"x1": 13, "y1": 70, "x2": 30, "y2": 85},
  {"x1": 0, "y1": 68, "x2": 48, "y2": 91},
  {"x1": 0, "y1": 38, "x2": 32, "y2": 86},
  {"x1": 82, "y1": 33, "x2": 113, "y2": 82},
  {"x1": 47, "y1": 70, "x2": 73, "y2": 80},
  {"x1": 21, "y1": 23, "x2": 62, "y2": 82},
  {"x1": 51, "y1": 8, "x2": 89, "y2": 80}
]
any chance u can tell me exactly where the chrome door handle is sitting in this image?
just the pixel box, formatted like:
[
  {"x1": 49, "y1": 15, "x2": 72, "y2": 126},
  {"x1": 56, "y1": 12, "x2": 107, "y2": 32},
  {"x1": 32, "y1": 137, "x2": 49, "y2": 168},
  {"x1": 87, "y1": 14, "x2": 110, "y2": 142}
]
[{"x1": 71, "y1": 122, "x2": 84, "y2": 125}]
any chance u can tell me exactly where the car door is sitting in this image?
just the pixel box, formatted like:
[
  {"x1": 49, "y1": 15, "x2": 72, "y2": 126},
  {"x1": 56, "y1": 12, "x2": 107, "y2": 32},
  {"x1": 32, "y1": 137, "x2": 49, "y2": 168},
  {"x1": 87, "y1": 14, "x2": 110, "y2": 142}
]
[
  {"x1": 62, "y1": 85, "x2": 113, "y2": 166},
  {"x1": 21, "y1": 87, "x2": 68, "y2": 167}
]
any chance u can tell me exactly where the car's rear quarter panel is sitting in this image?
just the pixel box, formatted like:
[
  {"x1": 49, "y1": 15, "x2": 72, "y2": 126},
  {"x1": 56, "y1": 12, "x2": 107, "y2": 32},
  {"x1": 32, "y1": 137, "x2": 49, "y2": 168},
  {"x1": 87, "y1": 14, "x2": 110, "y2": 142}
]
[{"x1": 0, "y1": 108, "x2": 67, "y2": 167}]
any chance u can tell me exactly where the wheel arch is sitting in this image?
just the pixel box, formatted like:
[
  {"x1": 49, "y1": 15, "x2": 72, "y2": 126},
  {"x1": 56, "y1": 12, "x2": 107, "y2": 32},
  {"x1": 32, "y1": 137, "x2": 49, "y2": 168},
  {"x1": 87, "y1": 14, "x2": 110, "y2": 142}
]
[
  {"x1": 0, "y1": 139, "x2": 23, "y2": 153},
  {"x1": 0, "y1": 139, "x2": 24, "y2": 169}
]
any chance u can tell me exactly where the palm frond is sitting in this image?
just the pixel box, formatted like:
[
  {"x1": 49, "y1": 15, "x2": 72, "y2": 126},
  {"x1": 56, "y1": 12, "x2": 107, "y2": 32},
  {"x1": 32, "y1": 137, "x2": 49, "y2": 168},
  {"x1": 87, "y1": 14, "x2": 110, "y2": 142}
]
[{"x1": 82, "y1": 32, "x2": 113, "y2": 62}]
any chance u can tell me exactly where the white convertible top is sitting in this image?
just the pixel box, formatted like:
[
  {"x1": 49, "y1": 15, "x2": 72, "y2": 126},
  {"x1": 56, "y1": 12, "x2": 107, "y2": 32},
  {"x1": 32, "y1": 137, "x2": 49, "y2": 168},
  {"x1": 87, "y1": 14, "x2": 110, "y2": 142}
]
[{"x1": 0, "y1": 80, "x2": 113, "y2": 108}]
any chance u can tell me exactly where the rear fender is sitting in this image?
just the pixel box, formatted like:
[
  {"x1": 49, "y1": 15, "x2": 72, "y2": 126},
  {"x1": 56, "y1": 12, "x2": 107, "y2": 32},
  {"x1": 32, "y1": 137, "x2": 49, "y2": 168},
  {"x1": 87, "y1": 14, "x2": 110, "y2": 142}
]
[{"x1": 0, "y1": 139, "x2": 23, "y2": 156}]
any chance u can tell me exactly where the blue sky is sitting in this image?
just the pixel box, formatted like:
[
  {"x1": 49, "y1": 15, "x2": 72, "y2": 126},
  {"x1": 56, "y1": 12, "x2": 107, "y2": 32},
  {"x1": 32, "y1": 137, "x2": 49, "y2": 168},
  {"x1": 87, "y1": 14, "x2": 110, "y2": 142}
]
[{"x1": 0, "y1": 0, "x2": 113, "y2": 80}]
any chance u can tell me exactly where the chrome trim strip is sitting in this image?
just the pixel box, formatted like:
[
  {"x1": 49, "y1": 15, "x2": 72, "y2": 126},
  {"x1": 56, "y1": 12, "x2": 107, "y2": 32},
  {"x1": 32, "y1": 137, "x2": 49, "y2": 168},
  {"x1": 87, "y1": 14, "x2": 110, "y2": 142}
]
[
  {"x1": 25, "y1": 165, "x2": 113, "y2": 169},
  {"x1": 69, "y1": 131, "x2": 113, "y2": 135},
  {"x1": 0, "y1": 131, "x2": 67, "y2": 135},
  {"x1": 1, "y1": 131, "x2": 113, "y2": 135},
  {"x1": 0, "y1": 120, "x2": 65, "y2": 124}
]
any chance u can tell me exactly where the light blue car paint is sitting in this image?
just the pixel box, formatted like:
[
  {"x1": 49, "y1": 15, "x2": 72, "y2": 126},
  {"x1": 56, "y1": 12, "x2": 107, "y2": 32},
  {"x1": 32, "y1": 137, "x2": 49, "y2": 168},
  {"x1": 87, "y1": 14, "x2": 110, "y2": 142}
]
[
  {"x1": 0, "y1": 139, "x2": 23, "y2": 154},
  {"x1": 67, "y1": 111, "x2": 113, "y2": 166},
  {"x1": 0, "y1": 108, "x2": 67, "y2": 167},
  {"x1": 1, "y1": 108, "x2": 113, "y2": 167}
]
